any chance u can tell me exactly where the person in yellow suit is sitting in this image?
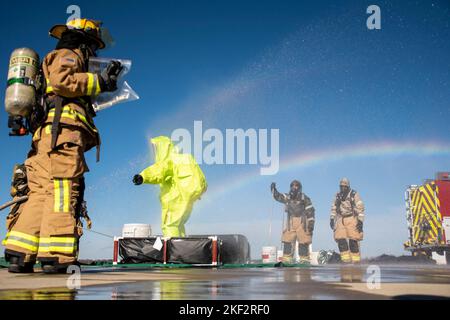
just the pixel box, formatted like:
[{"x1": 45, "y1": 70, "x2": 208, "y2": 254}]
[{"x1": 132, "y1": 136, "x2": 207, "y2": 237}]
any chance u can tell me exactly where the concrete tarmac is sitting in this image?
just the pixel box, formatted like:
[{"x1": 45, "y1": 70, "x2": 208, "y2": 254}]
[{"x1": 0, "y1": 264, "x2": 450, "y2": 299}]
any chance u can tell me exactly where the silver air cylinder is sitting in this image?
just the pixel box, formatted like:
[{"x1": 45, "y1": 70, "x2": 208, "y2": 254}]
[{"x1": 5, "y1": 48, "x2": 40, "y2": 117}]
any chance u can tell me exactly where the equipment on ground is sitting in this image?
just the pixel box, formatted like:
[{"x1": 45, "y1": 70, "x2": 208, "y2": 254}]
[
  {"x1": 404, "y1": 172, "x2": 450, "y2": 264},
  {"x1": 115, "y1": 234, "x2": 251, "y2": 266}
]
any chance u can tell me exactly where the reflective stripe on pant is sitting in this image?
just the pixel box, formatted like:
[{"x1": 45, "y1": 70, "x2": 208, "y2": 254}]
[
  {"x1": 3, "y1": 231, "x2": 39, "y2": 253},
  {"x1": 38, "y1": 237, "x2": 77, "y2": 254},
  {"x1": 340, "y1": 251, "x2": 351, "y2": 263},
  {"x1": 351, "y1": 252, "x2": 361, "y2": 263},
  {"x1": 53, "y1": 179, "x2": 71, "y2": 213}
]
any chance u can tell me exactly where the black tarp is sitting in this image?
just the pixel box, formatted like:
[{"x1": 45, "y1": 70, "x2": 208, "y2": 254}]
[
  {"x1": 167, "y1": 238, "x2": 213, "y2": 264},
  {"x1": 191, "y1": 234, "x2": 251, "y2": 264},
  {"x1": 118, "y1": 234, "x2": 251, "y2": 265},
  {"x1": 119, "y1": 237, "x2": 164, "y2": 264}
]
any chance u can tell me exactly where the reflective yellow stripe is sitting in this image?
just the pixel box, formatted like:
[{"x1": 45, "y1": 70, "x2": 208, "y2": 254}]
[
  {"x1": 38, "y1": 246, "x2": 76, "y2": 253},
  {"x1": 341, "y1": 252, "x2": 351, "y2": 262},
  {"x1": 9, "y1": 231, "x2": 39, "y2": 243},
  {"x1": 63, "y1": 179, "x2": 70, "y2": 212},
  {"x1": 54, "y1": 179, "x2": 70, "y2": 213},
  {"x1": 1, "y1": 232, "x2": 10, "y2": 246},
  {"x1": 73, "y1": 111, "x2": 97, "y2": 132},
  {"x1": 45, "y1": 124, "x2": 51, "y2": 134},
  {"x1": 46, "y1": 78, "x2": 54, "y2": 94},
  {"x1": 39, "y1": 237, "x2": 77, "y2": 254},
  {"x1": 54, "y1": 179, "x2": 61, "y2": 212},
  {"x1": 95, "y1": 75, "x2": 101, "y2": 95},
  {"x1": 5, "y1": 239, "x2": 38, "y2": 252},
  {"x1": 351, "y1": 254, "x2": 361, "y2": 262},
  {"x1": 40, "y1": 237, "x2": 76, "y2": 244},
  {"x1": 87, "y1": 73, "x2": 94, "y2": 96},
  {"x1": 48, "y1": 106, "x2": 98, "y2": 133}
]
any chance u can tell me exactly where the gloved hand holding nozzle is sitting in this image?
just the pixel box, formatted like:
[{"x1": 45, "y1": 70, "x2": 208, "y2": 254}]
[{"x1": 98, "y1": 60, "x2": 123, "y2": 92}]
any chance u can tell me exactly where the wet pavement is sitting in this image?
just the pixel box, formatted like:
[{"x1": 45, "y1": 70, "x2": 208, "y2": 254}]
[{"x1": 1, "y1": 264, "x2": 450, "y2": 300}]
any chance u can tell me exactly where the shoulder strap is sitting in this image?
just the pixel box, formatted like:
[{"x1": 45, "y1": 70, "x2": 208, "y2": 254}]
[
  {"x1": 335, "y1": 193, "x2": 342, "y2": 214},
  {"x1": 50, "y1": 96, "x2": 63, "y2": 150},
  {"x1": 350, "y1": 190, "x2": 356, "y2": 215}
]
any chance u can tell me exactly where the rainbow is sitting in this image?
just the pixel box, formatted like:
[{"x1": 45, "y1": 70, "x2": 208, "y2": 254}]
[{"x1": 199, "y1": 140, "x2": 450, "y2": 206}]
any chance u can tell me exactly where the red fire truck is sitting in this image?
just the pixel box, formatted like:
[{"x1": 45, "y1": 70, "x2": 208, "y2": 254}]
[{"x1": 404, "y1": 172, "x2": 450, "y2": 263}]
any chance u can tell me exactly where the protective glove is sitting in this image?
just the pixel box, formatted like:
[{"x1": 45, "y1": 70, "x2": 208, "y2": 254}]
[
  {"x1": 356, "y1": 219, "x2": 363, "y2": 233},
  {"x1": 132, "y1": 174, "x2": 143, "y2": 185},
  {"x1": 98, "y1": 60, "x2": 123, "y2": 92},
  {"x1": 330, "y1": 218, "x2": 335, "y2": 230},
  {"x1": 307, "y1": 220, "x2": 314, "y2": 234},
  {"x1": 270, "y1": 182, "x2": 276, "y2": 193}
]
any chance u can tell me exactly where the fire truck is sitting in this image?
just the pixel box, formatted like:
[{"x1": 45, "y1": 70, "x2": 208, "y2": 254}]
[{"x1": 404, "y1": 172, "x2": 450, "y2": 263}]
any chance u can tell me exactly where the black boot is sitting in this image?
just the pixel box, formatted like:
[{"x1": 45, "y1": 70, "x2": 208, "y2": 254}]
[
  {"x1": 42, "y1": 261, "x2": 79, "y2": 274},
  {"x1": 8, "y1": 256, "x2": 34, "y2": 273}
]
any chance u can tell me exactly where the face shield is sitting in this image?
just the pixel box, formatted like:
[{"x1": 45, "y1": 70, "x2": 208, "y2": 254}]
[{"x1": 99, "y1": 27, "x2": 115, "y2": 50}]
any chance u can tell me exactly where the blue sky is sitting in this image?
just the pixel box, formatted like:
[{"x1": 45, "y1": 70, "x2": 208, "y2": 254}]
[{"x1": 0, "y1": 0, "x2": 449, "y2": 259}]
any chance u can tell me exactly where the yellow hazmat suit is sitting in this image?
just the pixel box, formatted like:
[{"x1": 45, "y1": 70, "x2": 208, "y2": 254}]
[{"x1": 139, "y1": 136, "x2": 207, "y2": 237}]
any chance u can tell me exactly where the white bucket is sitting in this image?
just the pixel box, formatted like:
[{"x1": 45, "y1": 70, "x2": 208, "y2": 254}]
[
  {"x1": 261, "y1": 246, "x2": 277, "y2": 263},
  {"x1": 122, "y1": 224, "x2": 152, "y2": 238},
  {"x1": 277, "y1": 250, "x2": 284, "y2": 262}
]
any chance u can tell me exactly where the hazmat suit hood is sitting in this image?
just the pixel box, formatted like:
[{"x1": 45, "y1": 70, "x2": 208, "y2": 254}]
[{"x1": 151, "y1": 136, "x2": 175, "y2": 163}]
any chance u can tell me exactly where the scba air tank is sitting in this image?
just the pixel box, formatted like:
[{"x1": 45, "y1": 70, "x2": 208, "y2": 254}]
[{"x1": 5, "y1": 48, "x2": 40, "y2": 117}]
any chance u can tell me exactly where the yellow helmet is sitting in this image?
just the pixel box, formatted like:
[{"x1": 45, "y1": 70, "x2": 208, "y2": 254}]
[{"x1": 49, "y1": 18, "x2": 106, "y2": 49}]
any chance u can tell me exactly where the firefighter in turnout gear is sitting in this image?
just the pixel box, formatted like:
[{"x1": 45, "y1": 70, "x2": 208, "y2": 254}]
[
  {"x1": 3, "y1": 18, "x2": 121, "y2": 274},
  {"x1": 271, "y1": 180, "x2": 315, "y2": 263},
  {"x1": 330, "y1": 178, "x2": 365, "y2": 264}
]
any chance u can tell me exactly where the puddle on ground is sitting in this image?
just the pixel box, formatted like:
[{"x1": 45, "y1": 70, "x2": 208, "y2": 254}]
[{"x1": 1, "y1": 265, "x2": 449, "y2": 300}]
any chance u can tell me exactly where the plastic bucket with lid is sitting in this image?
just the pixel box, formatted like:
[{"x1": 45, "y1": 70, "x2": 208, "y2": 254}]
[
  {"x1": 261, "y1": 246, "x2": 277, "y2": 263},
  {"x1": 122, "y1": 224, "x2": 152, "y2": 238}
]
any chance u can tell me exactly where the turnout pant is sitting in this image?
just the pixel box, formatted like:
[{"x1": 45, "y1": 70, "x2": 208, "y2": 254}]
[
  {"x1": 334, "y1": 215, "x2": 363, "y2": 263},
  {"x1": 282, "y1": 216, "x2": 312, "y2": 262},
  {"x1": 3, "y1": 125, "x2": 89, "y2": 266}
]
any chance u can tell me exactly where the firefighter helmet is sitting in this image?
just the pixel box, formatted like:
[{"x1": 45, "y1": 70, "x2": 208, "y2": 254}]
[{"x1": 49, "y1": 18, "x2": 106, "y2": 49}]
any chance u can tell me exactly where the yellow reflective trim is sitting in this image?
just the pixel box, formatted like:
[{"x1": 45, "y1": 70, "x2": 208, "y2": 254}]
[
  {"x1": 74, "y1": 110, "x2": 98, "y2": 133},
  {"x1": 5, "y1": 239, "x2": 38, "y2": 252},
  {"x1": 86, "y1": 73, "x2": 94, "y2": 96},
  {"x1": 48, "y1": 106, "x2": 98, "y2": 133},
  {"x1": 1, "y1": 232, "x2": 9, "y2": 246},
  {"x1": 45, "y1": 124, "x2": 51, "y2": 134},
  {"x1": 63, "y1": 179, "x2": 70, "y2": 212},
  {"x1": 48, "y1": 109, "x2": 77, "y2": 121},
  {"x1": 54, "y1": 179, "x2": 61, "y2": 212},
  {"x1": 40, "y1": 237, "x2": 76, "y2": 244},
  {"x1": 94, "y1": 75, "x2": 101, "y2": 95},
  {"x1": 9, "y1": 231, "x2": 39, "y2": 243},
  {"x1": 38, "y1": 246, "x2": 75, "y2": 254}
]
